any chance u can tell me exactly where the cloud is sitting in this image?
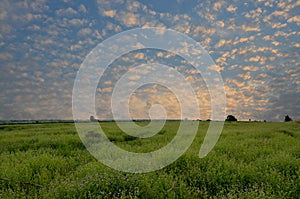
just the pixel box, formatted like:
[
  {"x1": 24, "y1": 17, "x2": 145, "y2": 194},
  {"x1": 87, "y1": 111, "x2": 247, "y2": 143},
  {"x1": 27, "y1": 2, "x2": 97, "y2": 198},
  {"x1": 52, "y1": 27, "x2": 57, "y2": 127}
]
[
  {"x1": 241, "y1": 66, "x2": 260, "y2": 72},
  {"x1": 215, "y1": 39, "x2": 227, "y2": 48},
  {"x1": 0, "y1": 52, "x2": 13, "y2": 60},
  {"x1": 77, "y1": 28, "x2": 92, "y2": 36},
  {"x1": 79, "y1": 4, "x2": 87, "y2": 13},
  {"x1": 30, "y1": 0, "x2": 49, "y2": 12},
  {"x1": 55, "y1": 7, "x2": 78, "y2": 16},
  {"x1": 102, "y1": 10, "x2": 116, "y2": 17},
  {"x1": 133, "y1": 52, "x2": 145, "y2": 59},
  {"x1": 239, "y1": 37, "x2": 249, "y2": 43},
  {"x1": 208, "y1": 64, "x2": 223, "y2": 72},
  {"x1": 227, "y1": 5, "x2": 237, "y2": 12},
  {"x1": 242, "y1": 25, "x2": 260, "y2": 32},
  {"x1": 272, "y1": 41, "x2": 280, "y2": 46},
  {"x1": 213, "y1": 2, "x2": 224, "y2": 11},
  {"x1": 249, "y1": 56, "x2": 260, "y2": 62},
  {"x1": 216, "y1": 21, "x2": 225, "y2": 28},
  {"x1": 0, "y1": 10, "x2": 7, "y2": 20},
  {"x1": 68, "y1": 18, "x2": 87, "y2": 26},
  {"x1": 287, "y1": 16, "x2": 300, "y2": 24},
  {"x1": 118, "y1": 12, "x2": 140, "y2": 26},
  {"x1": 0, "y1": 0, "x2": 299, "y2": 121},
  {"x1": 237, "y1": 72, "x2": 251, "y2": 80}
]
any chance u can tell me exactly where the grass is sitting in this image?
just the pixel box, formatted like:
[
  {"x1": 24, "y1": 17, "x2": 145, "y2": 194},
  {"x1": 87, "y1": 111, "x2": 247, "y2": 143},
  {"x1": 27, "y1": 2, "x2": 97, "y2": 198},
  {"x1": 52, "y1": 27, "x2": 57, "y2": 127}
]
[{"x1": 0, "y1": 122, "x2": 299, "y2": 198}]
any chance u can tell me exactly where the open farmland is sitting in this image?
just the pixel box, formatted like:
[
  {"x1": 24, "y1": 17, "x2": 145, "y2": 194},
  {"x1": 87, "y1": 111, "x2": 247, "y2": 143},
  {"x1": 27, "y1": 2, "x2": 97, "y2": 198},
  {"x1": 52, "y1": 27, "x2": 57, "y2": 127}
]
[{"x1": 0, "y1": 122, "x2": 299, "y2": 198}]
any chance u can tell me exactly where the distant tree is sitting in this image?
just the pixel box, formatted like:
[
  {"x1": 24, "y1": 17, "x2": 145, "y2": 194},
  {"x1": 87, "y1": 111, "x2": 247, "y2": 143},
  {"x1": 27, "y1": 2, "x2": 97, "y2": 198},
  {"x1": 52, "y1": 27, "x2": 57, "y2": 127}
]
[
  {"x1": 284, "y1": 115, "x2": 292, "y2": 122},
  {"x1": 225, "y1": 115, "x2": 237, "y2": 122},
  {"x1": 90, "y1": 115, "x2": 96, "y2": 122}
]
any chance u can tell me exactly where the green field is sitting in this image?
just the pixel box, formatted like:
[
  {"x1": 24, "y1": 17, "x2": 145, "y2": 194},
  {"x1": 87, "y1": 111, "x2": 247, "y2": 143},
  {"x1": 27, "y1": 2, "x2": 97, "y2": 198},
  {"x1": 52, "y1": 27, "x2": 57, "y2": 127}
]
[{"x1": 0, "y1": 122, "x2": 299, "y2": 198}]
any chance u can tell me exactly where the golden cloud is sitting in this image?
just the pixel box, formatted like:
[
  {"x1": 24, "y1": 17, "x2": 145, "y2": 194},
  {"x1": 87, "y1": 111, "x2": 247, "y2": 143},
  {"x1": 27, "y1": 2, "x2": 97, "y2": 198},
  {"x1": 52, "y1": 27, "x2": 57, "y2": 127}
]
[
  {"x1": 287, "y1": 16, "x2": 300, "y2": 24},
  {"x1": 249, "y1": 56, "x2": 260, "y2": 62},
  {"x1": 102, "y1": 10, "x2": 116, "y2": 17},
  {"x1": 242, "y1": 66, "x2": 259, "y2": 72},
  {"x1": 227, "y1": 5, "x2": 237, "y2": 12}
]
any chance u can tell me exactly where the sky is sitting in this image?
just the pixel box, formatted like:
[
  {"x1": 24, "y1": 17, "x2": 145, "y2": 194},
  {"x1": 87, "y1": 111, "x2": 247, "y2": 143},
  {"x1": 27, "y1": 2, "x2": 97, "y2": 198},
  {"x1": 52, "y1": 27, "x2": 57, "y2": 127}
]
[{"x1": 0, "y1": 0, "x2": 299, "y2": 121}]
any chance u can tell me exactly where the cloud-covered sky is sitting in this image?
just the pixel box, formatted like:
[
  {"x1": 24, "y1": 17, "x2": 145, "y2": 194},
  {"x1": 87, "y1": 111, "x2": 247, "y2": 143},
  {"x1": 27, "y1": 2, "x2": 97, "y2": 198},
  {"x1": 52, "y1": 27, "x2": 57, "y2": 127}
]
[{"x1": 0, "y1": 0, "x2": 299, "y2": 121}]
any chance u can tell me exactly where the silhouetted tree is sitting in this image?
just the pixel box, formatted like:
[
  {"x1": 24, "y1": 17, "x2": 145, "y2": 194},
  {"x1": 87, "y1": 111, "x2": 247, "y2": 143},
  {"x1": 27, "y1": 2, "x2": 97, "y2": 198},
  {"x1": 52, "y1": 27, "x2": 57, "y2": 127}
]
[
  {"x1": 226, "y1": 115, "x2": 237, "y2": 121},
  {"x1": 284, "y1": 115, "x2": 292, "y2": 122},
  {"x1": 90, "y1": 115, "x2": 96, "y2": 122}
]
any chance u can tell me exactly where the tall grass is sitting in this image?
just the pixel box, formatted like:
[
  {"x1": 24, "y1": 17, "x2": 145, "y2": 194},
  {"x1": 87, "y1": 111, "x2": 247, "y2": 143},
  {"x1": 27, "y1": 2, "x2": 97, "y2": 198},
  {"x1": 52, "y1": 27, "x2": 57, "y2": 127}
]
[{"x1": 0, "y1": 122, "x2": 299, "y2": 198}]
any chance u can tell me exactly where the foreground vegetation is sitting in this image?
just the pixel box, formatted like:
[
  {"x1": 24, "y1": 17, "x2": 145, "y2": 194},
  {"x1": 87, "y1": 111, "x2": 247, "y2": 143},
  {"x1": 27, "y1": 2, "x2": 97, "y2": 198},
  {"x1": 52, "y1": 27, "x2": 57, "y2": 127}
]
[{"x1": 0, "y1": 122, "x2": 299, "y2": 198}]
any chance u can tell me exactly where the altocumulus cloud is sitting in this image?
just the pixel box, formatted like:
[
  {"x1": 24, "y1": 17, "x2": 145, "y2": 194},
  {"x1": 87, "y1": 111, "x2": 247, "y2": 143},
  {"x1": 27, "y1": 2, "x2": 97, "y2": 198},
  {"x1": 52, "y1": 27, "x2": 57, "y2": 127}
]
[{"x1": 0, "y1": 0, "x2": 299, "y2": 121}]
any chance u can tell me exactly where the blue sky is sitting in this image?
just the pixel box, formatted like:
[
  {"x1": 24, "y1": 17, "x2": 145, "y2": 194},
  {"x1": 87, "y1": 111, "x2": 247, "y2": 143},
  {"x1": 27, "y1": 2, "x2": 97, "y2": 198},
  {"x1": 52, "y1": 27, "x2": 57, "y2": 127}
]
[{"x1": 0, "y1": 0, "x2": 299, "y2": 121}]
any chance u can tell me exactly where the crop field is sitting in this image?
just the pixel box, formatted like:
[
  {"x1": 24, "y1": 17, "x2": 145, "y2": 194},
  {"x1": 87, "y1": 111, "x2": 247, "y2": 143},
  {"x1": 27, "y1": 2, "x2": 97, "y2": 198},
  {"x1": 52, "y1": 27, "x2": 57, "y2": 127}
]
[{"x1": 0, "y1": 122, "x2": 299, "y2": 198}]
